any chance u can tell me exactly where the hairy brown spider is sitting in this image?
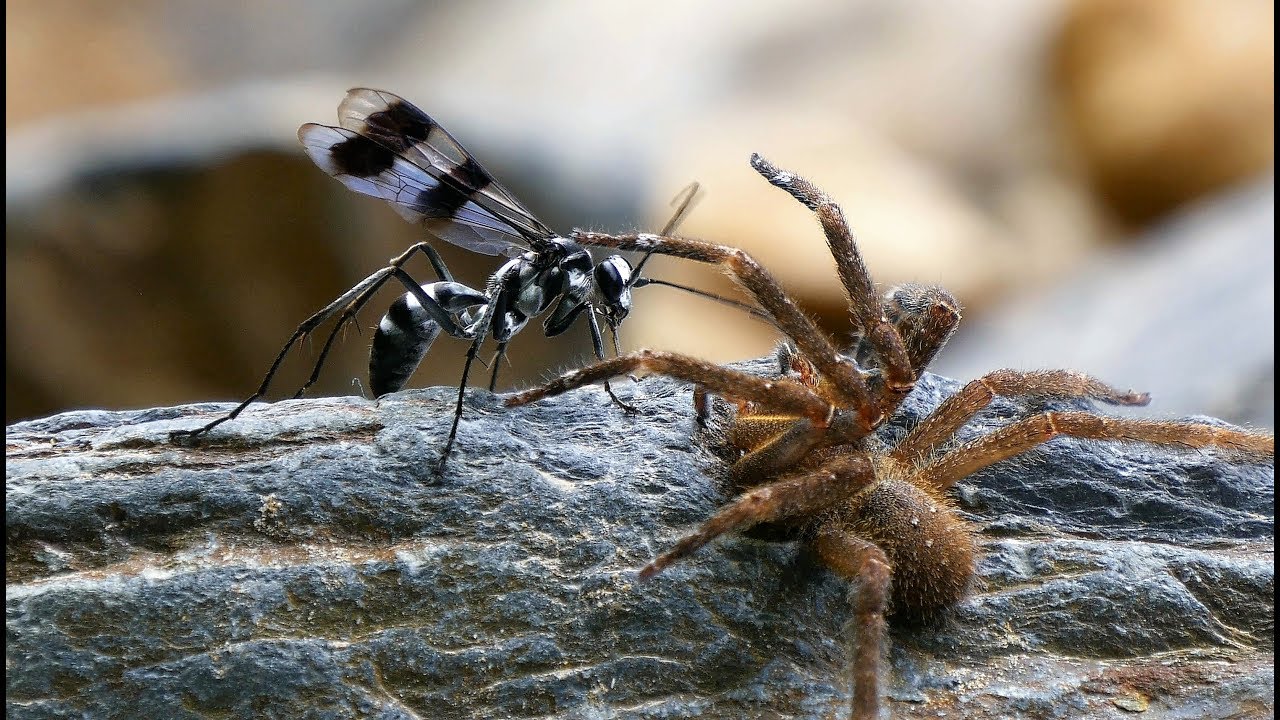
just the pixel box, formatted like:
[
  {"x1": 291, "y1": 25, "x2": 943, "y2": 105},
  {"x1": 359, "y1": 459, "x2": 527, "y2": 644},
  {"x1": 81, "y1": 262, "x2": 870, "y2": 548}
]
[{"x1": 504, "y1": 154, "x2": 1275, "y2": 719}]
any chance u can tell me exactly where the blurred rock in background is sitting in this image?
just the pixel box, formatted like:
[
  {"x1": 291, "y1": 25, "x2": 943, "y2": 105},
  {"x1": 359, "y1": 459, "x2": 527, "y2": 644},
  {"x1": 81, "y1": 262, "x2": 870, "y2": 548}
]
[
  {"x1": 1053, "y1": 0, "x2": 1275, "y2": 227},
  {"x1": 933, "y1": 176, "x2": 1275, "y2": 428},
  {"x1": 6, "y1": 0, "x2": 1273, "y2": 428}
]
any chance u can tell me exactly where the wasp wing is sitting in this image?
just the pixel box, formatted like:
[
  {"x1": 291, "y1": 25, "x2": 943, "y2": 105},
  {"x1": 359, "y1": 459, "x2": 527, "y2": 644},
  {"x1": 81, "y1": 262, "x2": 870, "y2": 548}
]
[{"x1": 299, "y1": 88, "x2": 556, "y2": 257}]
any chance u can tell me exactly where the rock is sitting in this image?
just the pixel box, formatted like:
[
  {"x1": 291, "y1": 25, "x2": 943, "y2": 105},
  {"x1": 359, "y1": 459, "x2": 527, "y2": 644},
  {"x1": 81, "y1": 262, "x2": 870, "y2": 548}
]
[
  {"x1": 1052, "y1": 0, "x2": 1275, "y2": 226},
  {"x1": 6, "y1": 366, "x2": 1274, "y2": 719}
]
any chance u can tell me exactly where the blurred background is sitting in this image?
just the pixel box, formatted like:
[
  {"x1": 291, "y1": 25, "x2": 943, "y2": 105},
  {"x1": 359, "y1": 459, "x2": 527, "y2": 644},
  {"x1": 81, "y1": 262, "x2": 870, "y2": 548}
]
[{"x1": 6, "y1": 0, "x2": 1274, "y2": 428}]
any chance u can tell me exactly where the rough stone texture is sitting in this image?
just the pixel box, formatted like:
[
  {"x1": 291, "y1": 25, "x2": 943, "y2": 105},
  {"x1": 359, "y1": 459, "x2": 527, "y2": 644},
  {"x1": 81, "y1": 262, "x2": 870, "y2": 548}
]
[{"x1": 6, "y1": 366, "x2": 1275, "y2": 719}]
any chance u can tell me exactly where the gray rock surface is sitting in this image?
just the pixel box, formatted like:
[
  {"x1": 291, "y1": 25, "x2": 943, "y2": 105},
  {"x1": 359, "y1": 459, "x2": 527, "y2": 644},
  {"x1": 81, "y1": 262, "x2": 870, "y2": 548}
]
[{"x1": 6, "y1": 366, "x2": 1274, "y2": 719}]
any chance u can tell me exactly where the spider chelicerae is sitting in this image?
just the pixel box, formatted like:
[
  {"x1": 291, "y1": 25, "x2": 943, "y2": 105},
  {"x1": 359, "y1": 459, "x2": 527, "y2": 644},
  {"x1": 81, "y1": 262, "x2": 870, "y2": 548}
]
[{"x1": 504, "y1": 154, "x2": 1275, "y2": 719}]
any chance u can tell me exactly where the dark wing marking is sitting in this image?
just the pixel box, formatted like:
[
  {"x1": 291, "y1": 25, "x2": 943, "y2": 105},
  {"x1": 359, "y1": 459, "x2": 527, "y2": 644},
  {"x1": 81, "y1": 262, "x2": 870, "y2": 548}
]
[
  {"x1": 337, "y1": 89, "x2": 553, "y2": 237},
  {"x1": 300, "y1": 87, "x2": 557, "y2": 255},
  {"x1": 299, "y1": 124, "x2": 529, "y2": 257}
]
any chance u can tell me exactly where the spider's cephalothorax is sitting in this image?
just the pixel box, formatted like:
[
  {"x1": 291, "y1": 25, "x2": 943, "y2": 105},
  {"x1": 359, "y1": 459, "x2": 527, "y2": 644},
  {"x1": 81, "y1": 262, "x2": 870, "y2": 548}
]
[
  {"x1": 506, "y1": 154, "x2": 1276, "y2": 719},
  {"x1": 739, "y1": 340, "x2": 978, "y2": 621}
]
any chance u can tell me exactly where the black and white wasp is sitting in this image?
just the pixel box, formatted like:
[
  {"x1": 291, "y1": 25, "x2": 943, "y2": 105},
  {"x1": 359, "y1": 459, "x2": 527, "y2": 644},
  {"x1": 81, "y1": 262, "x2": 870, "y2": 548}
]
[{"x1": 171, "y1": 88, "x2": 758, "y2": 468}]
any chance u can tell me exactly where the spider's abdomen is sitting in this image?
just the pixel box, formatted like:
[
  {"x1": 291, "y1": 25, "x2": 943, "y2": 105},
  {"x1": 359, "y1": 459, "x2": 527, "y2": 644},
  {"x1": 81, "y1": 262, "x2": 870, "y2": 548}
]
[{"x1": 839, "y1": 479, "x2": 976, "y2": 619}]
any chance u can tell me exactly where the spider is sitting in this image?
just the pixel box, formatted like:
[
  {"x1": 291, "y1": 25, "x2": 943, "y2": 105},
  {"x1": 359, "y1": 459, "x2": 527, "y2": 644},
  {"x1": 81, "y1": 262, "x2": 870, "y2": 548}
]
[{"x1": 504, "y1": 154, "x2": 1276, "y2": 719}]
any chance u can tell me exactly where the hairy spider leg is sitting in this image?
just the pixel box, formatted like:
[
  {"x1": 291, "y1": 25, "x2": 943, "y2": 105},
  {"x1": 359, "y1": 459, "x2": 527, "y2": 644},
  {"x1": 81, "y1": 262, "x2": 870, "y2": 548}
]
[
  {"x1": 572, "y1": 231, "x2": 883, "y2": 434},
  {"x1": 599, "y1": 180, "x2": 706, "y2": 413},
  {"x1": 918, "y1": 411, "x2": 1276, "y2": 491},
  {"x1": 637, "y1": 453, "x2": 876, "y2": 579},
  {"x1": 749, "y1": 154, "x2": 914, "y2": 403},
  {"x1": 890, "y1": 369, "x2": 1151, "y2": 469},
  {"x1": 507, "y1": 349, "x2": 834, "y2": 424},
  {"x1": 811, "y1": 527, "x2": 890, "y2": 720}
]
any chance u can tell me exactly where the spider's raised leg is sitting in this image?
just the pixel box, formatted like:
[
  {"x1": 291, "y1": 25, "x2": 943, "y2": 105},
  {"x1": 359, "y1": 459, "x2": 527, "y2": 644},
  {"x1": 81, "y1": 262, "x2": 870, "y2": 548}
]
[
  {"x1": 919, "y1": 411, "x2": 1274, "y2": 491},
  {"x1": 506, "y1": 349, "x2": 834, "y2": 425},
  {"x1": 572, "y1": 232, "x2": 882, "y2": 433},
  {"x1": 890, "y1": 369, "x2": 1151, "y2": 469},
  {"x1": 170, "y1": 242, "x2": 449, "y2": 441},
  {"x1": 639, "y1": 454, "x2": 876, "y2": 579},
  {"x1": 811, "y1": 527, "x2": 890, "y2": 720},
  {"x1": 749, "y1": 154, "x2": 915, "y2": 403}
]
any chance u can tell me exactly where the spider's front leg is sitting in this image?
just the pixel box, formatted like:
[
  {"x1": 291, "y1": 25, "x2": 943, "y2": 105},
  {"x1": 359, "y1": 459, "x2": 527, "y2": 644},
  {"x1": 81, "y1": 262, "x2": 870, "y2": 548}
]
[
  {"x1": 574, "y1": 153, "x2": 966, "y2": 432},
  {"x1": 638, "y1": 453, "x2": 876, "y2": 578},
  {"x1": 571, "y1": 232, "x2": 882, "y2": 433},
  {"x1": 505, "y1": 349, "x2": 834, "y2": 425},
  {"x1": 748, "y1": 154, "x2": 915, "y2": 399}
]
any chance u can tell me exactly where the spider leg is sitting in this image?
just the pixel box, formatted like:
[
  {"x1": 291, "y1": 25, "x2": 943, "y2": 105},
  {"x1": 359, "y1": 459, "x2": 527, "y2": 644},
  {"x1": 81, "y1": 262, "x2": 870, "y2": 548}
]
[
  {"x1": 505, "y1": 349, "x2": 834, "y2": 425},
  {"x1": 890, "y1": 369, "x2": 1151, "y2": 468},
  {"x1": 749, "y1": 154, "x2": 915, "y2": 403},
  {"x1": 638, "y1": 454, "x2": 875, "y2": 579},
  {"x1": 571, "y1": 232, "x2": 881, "y2": 433},
  {"x1": 811, "y1": 526, "x2": 890, "y2": 720},
  {"x1": 726, "y1": 416, "x2": 826, "y2": 482},
  {"x1": 692, "y1": 386, "x2": 713, "y2": 425},
  {"x1": 920, "y1": 411, "x2": 1275, "y2": 491}
]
